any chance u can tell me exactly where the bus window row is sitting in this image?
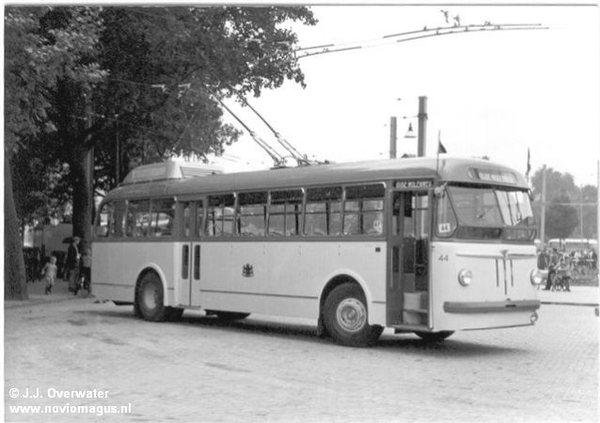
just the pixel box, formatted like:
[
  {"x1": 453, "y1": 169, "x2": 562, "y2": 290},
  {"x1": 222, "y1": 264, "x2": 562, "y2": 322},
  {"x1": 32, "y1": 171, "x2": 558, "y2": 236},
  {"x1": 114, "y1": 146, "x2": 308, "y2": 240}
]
[{"x1": 95, "y1": 184, "x2": 386, "y2": 239}]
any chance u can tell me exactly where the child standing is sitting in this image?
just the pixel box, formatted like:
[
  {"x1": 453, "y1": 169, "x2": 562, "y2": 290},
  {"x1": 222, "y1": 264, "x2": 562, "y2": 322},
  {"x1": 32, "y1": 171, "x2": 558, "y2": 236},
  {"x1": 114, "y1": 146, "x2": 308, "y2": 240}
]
[{"x1": 41, "y1": 256, "x2": 58, "y2": 295}]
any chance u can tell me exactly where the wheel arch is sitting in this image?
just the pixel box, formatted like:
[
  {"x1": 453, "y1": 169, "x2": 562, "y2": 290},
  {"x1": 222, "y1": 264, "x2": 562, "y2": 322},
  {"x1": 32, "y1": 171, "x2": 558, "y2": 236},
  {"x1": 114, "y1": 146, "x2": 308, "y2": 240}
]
[
  {"x1": 134, "y1": 264, "x2": 170, "y2": 307},
  {"x1": 318, "y1": 271, "x2": 376, "y2": 326}
]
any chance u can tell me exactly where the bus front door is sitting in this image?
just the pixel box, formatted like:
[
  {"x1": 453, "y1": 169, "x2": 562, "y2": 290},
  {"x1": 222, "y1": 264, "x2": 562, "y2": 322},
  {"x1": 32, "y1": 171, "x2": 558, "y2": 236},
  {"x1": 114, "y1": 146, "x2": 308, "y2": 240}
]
[{"x1": 388, "y1": 190, "x2": 430, "y2": 327}]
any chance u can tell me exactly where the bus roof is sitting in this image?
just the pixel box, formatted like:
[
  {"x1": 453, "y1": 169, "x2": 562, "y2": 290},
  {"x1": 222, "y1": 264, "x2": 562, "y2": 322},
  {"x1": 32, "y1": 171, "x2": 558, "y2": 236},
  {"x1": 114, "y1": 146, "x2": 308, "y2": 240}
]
[{"x1": 105, "y1": 156, "x2": 529, "y2": 201}]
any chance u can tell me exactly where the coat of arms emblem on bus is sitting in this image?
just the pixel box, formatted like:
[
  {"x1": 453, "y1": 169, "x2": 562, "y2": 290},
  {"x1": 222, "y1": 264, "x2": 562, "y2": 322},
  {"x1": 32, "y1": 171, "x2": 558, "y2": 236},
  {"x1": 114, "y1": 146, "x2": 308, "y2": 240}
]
[{"x1": 242, "y1": 264, "x2": 254, "y2": 277}]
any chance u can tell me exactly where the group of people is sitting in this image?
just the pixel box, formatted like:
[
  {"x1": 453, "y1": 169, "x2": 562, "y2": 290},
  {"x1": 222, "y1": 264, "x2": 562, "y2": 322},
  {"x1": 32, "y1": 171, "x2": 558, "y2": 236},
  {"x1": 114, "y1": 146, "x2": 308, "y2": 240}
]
[
  {"x1": 538, "y1": 248, "x2": 572, "y2": 292},
  {"x1": 38, "y1": 236, "x2": 92, "y2": 296},
  {"x1": 537, "y1": 247, "x2": 598, "y2": 292}
]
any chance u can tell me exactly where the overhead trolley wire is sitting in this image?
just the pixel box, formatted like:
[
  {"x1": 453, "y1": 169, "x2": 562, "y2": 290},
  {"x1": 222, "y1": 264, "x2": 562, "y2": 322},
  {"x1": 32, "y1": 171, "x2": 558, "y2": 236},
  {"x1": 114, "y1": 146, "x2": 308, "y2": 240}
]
[{"x1": 295, "y1": 22, "x2": 548, "y2": 59}]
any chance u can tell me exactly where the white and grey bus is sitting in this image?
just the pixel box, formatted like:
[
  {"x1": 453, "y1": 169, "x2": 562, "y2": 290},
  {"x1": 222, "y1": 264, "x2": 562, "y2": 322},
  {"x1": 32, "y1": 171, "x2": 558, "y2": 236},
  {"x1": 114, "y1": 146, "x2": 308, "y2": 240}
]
[{"x1": 93, "y1": 157, "x2": 542, "y2": 346}]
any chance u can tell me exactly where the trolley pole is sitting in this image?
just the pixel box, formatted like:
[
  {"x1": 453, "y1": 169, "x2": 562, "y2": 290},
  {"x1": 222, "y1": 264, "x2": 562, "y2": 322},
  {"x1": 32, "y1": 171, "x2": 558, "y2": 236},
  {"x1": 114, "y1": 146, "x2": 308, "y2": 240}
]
[{"x1": 417, "y1": 96, "x2": 428, "y2": 157}]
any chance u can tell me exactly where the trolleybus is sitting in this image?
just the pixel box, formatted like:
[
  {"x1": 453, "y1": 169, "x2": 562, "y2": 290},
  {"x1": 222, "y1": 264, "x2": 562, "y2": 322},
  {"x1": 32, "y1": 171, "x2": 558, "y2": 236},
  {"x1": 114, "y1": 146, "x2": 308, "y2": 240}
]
[{"x1": 92, "y1": 157, "x2": 542, "y2": 346}]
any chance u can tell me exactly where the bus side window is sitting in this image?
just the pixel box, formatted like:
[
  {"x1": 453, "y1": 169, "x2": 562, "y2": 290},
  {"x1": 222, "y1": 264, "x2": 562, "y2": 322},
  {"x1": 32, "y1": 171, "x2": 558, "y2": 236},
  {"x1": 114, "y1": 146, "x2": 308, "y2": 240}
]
[
  {"x1": 206, "y1": 195, "x2": 235, "y2": 237},
  {"x1": 150, "y1": 198, "x2": 175, "y2": 237},
  {"x1": 177, "y1": 201, "x2": 201, "y2": 238},
  {"x1": 182, "y1": 202, "x2": 193, "y2": 238},
  {"x1": 269, "y1": 190, "x2": 303, "y2": 236},
  {"x1": 344, "y1": 184, "x2": 385, "y2": 235},
  {"x1": 114, "y1": 202, "x2": 126, "y2": 237},
  {"x1": 238, "y1": 192, "x2": 267, "y2": 236},
  {"x1": 125, "y1": 200, "x2": 150, "y2": 237},
  {"x1": 196, "y1": 202, "x2": 204, "y2": 237},
  {"x1": 305, "y1": 187, "x2": 342, "y2": 236},
  {"x1": 95, "y1": 202, "x2": 114, "y2": 237}
]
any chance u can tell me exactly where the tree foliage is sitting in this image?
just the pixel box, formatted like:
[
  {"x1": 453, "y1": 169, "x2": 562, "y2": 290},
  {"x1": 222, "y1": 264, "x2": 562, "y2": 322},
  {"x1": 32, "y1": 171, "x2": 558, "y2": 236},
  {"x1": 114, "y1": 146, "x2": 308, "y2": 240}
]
[
  {"x1": 4, "y1": 5, "x2": 316, "y2": 299},
  {"x1": 6, "y1": 5, "x2": 316, "y2": 236},
  {"x1": 545, "y1": 195, "x2": 579, "y2": 240},
  {"x1": 530, "y1": 166, "x2": 598, "y2": 241}
]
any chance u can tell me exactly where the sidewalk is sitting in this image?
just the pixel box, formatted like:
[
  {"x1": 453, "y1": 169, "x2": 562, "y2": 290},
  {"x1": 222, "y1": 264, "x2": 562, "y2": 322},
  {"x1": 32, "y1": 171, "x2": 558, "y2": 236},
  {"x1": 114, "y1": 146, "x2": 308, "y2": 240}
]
[
  {"x1": 537, "y1": 285, "x2": 599, "y2": 307},
  {"x1": 4, "y1": 277, "x2": 94, "y2": 309}
]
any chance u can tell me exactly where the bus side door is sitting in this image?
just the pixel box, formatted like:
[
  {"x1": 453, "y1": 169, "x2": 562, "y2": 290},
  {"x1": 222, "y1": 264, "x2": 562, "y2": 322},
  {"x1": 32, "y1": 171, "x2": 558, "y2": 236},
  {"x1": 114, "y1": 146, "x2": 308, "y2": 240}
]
[
  {"x1": 387, "y1": 189, "x2": 430, "y2": 327},
  {"x1": 177, "y1": 200, "x2": 203, "y2": 307}
]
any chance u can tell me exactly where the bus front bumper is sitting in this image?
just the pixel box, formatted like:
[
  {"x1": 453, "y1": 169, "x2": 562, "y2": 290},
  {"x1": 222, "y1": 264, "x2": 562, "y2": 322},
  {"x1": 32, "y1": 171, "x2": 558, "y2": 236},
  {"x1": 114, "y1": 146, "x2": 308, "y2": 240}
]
[{"x1": 443, "y1": 299, "x2": 541, "y2": 314}]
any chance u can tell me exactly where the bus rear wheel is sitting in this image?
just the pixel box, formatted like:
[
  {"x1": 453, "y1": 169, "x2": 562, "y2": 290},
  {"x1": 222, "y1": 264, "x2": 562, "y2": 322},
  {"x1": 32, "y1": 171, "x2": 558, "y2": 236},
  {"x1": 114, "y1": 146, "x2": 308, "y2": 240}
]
[
  {"x1": 136, "y1": 272, "x2": 170, "y2": 322},
  {"x1": 414, "y1": 331, "x2": 454, "y2": 342},
  {"x1": 324, "y1": 283, "x2": 383, "y2": 347}
]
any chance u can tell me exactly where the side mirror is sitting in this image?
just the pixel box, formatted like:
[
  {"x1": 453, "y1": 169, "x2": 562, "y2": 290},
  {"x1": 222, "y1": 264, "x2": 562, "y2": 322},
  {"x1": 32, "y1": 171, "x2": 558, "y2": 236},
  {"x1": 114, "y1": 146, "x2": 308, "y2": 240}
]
[{"x1": 434, "y1": 185, "x2": 446, "y2": 198}]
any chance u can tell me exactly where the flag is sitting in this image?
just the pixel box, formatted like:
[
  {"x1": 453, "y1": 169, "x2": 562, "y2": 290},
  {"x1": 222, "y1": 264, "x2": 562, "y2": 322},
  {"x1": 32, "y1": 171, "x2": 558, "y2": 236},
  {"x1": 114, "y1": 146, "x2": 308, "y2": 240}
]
[
  {"x1": 437, "y1": 131, "x2": 447, "y2": 154},
  {"x1": 526, "y1": 148, "x2": 531, "y2": 179},
  {"x1": 438, "y1": 141, "x2": 447, "y2": 154}
]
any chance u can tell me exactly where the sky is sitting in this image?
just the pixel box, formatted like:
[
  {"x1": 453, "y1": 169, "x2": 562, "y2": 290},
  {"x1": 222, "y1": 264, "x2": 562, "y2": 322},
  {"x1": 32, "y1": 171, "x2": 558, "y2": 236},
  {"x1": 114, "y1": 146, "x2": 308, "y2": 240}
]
[{"x1": 212, "y1": 3, "x2": 600, "y2": 187}]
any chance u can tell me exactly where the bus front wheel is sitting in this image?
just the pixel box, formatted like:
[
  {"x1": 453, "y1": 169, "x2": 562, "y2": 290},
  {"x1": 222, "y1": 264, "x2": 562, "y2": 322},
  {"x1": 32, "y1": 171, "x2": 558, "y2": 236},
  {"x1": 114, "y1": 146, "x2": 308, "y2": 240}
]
[
  {"x1": 324, "y1": 283, "x2": 383, "y2": 347},
  {"x1": 136, "y1": 272, "x2": 170, "y2": 322}
]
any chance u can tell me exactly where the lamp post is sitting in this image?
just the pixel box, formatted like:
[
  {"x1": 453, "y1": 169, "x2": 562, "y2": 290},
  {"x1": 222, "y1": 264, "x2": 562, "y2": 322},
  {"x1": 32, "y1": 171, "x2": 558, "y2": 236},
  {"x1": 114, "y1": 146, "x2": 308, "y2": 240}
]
[
  {"x1": 389, "y1": 116, "x2": 397, "y2": 159},
  {"x1": 417, "y1": 96, "x2": 428, "y2": 157}
]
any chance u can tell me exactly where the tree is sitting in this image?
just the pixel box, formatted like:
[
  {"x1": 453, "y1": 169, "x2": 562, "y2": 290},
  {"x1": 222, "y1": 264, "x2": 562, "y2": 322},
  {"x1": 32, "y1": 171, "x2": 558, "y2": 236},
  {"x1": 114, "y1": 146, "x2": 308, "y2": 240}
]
[
  {"x1": 11, "y1": 5, "x2": 316, "y2": 241},
  {"x1": 530, "y1": 166, "x2": 581, "y2": 242},
  {"x1": 4, "y1": 7, "x2": 107, "y2": 298},
  {"x1": 530, "y1": 166, "x2": 578, "y2": 205},
  {"x1": 544, "y1": 194, "x2": 580, "y2": 240},
  {"x1": 5, "y1": 6, "x2": 316, "y2": 298}
]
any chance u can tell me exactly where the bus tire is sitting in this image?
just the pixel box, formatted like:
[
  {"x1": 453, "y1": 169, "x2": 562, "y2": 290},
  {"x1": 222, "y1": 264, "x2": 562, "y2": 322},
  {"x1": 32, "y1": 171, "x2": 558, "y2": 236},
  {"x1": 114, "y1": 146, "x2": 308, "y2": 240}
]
[
  {"x1": 136, "y1": 272, "x2": 169, "y2": 322},
  {"x1": 414, "y1": 331, "x2": 454, "y2": 342},
  {"x1": 324, "y1": 283, "x2": 383, "y2": 347}
]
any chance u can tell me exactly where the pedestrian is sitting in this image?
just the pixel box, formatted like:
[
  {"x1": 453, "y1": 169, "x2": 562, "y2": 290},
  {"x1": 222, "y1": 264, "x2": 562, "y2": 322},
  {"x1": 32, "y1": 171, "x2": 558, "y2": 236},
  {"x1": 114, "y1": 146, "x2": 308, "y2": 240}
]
[
  {"x1": 543, "y1": 248, "x2": 558, "y2": 291},
  {"x1": 66, "y1": 236, "x2": 81, "y2": 295},
  {"x1": 556, "y1": 255, "x2": 572, "y2": 292},
  {"x1": 41, "y1": 256, "x2": 58, "y2": 295},
  {"x1": 81, "y1": 246, "x2": 92, "y2": 293},
  {"x1": 537, "y1": 248, "x2": 549, "y2": 270}
]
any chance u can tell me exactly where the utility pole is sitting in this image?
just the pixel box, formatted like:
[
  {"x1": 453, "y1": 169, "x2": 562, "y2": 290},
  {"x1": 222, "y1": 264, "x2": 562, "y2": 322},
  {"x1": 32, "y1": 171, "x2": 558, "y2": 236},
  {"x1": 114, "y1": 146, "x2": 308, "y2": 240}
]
[
  {"x1": 580, "y1": 184, "x2": 584, "y2": 239},
  {"x1": 389, "y1": 116, "x2": 397, "y2": 158},
  {"x1": 417, "y1": 96, "x2": 427, "y2": 157},
  {"x1": 541, "y1": 165, "x2": 546, "y2": 246}
]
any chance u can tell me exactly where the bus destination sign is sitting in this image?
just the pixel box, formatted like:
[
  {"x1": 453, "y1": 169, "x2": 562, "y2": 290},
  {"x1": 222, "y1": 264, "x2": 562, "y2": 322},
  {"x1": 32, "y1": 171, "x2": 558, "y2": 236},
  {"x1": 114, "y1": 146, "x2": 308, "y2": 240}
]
[{"x1": 395, "y1": 180, "x2": 433, "y2": 189}]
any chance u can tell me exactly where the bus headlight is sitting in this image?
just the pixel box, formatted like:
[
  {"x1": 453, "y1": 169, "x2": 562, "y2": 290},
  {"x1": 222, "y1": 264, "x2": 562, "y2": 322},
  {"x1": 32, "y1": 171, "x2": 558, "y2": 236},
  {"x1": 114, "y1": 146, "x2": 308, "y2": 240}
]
[
  {"x1": 458, "y1": 269, "x2": 473, "y2": 286},
  {"x1": 530, "y1": 269, "x2": 544, "y2": 286}
]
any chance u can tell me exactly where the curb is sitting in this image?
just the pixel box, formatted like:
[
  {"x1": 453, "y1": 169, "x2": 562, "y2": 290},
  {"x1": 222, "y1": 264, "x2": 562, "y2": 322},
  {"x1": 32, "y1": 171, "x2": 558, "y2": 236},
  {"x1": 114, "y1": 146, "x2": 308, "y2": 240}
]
[{"x1": 540, "y1": 301, "x2": 599, "y2": 307}]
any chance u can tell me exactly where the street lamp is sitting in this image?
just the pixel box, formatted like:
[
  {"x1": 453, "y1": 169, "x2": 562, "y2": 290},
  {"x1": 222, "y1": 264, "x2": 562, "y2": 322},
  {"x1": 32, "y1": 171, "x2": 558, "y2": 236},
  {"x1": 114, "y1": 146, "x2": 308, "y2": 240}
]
[
  {"x1": 404, "y1": 122, "x2": 417, "y2": 139},
  {"x1": 389, "y1": 96, "x2": 428, "y2": 158}
]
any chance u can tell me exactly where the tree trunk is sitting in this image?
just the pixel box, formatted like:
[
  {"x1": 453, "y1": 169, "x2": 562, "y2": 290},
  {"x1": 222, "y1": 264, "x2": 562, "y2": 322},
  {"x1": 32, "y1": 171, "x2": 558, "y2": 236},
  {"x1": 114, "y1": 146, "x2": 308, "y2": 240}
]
[
  {"x1": 4, "y1": 155, "x2": 28, "y2": 300},
  {"x1": 69, "y1": 145, "x2": 93, "y2": 243}
]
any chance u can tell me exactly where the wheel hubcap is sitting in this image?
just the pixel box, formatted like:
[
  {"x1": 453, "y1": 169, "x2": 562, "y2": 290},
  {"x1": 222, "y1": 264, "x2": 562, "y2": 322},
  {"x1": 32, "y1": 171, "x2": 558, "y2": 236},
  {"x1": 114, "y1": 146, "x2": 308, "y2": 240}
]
[
  {"x1": 142, "y1": 285, "x2": 158, "y2": 310},
  {"x1": 336, "y1": 298, "x2": 367, "y2": 333}
]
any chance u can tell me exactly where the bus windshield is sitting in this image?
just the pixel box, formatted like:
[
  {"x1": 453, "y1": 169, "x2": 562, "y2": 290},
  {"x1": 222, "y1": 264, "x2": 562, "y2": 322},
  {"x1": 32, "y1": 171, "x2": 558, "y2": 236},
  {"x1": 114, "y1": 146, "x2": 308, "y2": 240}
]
[{"x1": 436, "y1": 185, "x2": 535, "y2": 241}]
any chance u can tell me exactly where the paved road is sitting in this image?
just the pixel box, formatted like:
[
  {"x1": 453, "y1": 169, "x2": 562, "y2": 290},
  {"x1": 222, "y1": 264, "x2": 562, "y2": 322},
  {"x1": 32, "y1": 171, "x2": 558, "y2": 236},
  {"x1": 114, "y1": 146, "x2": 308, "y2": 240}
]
[{"x1": 5, "y1": 281, "x2": 599, "y2": 422}]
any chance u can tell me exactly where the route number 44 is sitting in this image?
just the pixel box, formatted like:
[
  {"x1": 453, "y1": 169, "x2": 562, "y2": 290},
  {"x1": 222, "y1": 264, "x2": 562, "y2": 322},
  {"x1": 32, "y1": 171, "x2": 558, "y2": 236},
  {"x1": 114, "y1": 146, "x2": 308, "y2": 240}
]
[{"x1": 438, "y1": 254, "x2": 449, "y2": 262}]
